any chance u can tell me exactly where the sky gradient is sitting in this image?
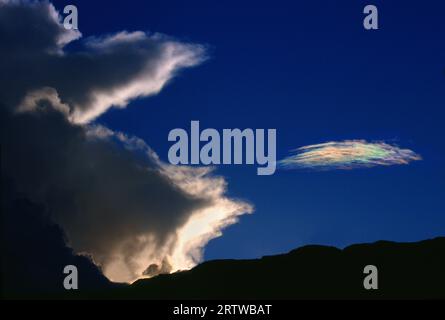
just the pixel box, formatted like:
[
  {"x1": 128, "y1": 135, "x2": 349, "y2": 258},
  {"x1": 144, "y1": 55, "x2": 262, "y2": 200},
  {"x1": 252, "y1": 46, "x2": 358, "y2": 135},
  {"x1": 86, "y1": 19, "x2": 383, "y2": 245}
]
[{"x1": 52, "y1": 0, "x2": 445, "y2": 262}]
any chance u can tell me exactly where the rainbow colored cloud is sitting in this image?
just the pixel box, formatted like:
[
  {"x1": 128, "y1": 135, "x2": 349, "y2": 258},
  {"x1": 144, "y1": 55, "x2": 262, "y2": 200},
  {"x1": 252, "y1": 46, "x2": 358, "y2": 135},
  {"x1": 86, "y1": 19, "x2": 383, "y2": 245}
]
[{"x1": 279, "y1": 140, "x2": 421, "y2": 170}]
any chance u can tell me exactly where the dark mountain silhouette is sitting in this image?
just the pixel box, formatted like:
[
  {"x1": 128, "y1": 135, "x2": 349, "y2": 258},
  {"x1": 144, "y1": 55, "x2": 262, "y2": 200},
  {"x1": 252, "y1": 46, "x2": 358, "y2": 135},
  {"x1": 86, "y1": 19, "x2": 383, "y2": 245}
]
[
  {"x1": 0, "y1": 177, "x2": 116, "y2": 299},
  {"x1": 117, "y1": 237, "x2": 445, "y2": 299}
]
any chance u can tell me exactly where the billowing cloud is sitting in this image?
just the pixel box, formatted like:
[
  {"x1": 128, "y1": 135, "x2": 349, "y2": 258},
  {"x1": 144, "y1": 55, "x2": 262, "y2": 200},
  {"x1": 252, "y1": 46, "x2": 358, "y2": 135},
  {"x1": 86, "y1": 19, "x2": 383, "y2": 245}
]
[
  {"x1": 0, "y1": 0, "x2": 252, "y2": 283},
  {"x1": 279, "y1": 140, "x2": 421, "y2": 170},
  {"x1": 0, "y1": 0, "x2": 205, "y2": 124}
]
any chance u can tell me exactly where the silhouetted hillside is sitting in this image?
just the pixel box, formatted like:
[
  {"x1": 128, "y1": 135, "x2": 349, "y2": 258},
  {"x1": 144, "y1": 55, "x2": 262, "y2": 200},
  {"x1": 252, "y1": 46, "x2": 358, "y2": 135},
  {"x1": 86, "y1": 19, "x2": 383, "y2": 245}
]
[
  {"x1": 1, "y1": 178, "x2": 116, "y2": 299},
  {"x1": 116, "y1": 237, "x2": 445, "y2": 299}
]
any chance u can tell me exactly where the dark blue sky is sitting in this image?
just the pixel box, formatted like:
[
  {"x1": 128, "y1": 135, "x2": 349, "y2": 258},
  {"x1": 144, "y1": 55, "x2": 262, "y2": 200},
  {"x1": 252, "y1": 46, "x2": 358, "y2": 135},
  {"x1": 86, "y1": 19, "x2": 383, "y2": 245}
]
[{"x1": 53, "y1": 0, "x2": 445, "y2": 260}]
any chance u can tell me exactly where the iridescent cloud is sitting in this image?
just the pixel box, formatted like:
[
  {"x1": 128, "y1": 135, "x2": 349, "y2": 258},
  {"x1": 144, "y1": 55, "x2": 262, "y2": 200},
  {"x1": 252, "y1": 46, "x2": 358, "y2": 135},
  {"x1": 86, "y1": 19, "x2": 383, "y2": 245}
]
[{"x1": 279, "y1": 140, "x2": 421, "y2": 170}]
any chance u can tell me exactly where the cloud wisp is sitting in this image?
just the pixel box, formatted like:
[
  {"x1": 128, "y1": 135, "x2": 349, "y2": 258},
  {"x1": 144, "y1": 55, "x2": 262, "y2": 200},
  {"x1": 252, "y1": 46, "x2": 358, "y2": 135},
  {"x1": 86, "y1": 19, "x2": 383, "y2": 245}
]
[
  {"x1": 0, "y1": 0, "x2": 206, "y2": 124},
  {"x1": 279, "y1": 140, "x2": 421, "y2": 170}
]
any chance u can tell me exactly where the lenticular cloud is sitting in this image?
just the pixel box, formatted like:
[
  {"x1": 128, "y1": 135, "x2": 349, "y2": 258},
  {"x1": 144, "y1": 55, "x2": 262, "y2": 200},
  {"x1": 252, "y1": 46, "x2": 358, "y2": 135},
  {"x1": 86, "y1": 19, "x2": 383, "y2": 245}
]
[{"x1": 279, "y1": 140, "x2": 421, "y2": 170}]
